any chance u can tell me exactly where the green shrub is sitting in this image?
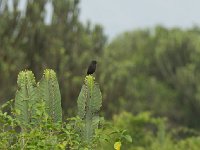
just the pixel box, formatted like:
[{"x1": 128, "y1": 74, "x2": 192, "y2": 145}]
[{"x1": 0, "y1": 69, "x2": 131, "y2": 149}]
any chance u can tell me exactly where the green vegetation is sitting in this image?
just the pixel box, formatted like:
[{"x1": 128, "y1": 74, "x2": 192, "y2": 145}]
[
  {"x1": 102, "y1": 27, "x2": 200, "y2": 128},
  {"x1": 1, "y1": 0, "x2": 200, "y2": 149},
  {"x1": 0, "y1": 69, "x2": 131, "y2": 149},
  {"x1": 77, "y1": 75, "x2": 102, "y2": 143}
]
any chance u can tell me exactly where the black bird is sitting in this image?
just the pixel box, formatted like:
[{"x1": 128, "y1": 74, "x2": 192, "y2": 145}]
[{"x1": 87, "y1": 60, "x2": 97, "y2": 75}]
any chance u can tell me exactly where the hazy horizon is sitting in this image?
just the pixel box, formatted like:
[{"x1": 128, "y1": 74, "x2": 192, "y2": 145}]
[{"x1": 80, "y1": 0, "x2": 200, "y2": 39}]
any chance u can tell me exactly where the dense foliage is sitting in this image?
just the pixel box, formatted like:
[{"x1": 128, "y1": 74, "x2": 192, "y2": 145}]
[
  {"x1": 0, "y1": 70, "x2": 131, "y2": 149},
  {"x1": 1, "y1": 0, "x2": 200, "y2": 149},
  {"x1": 0, "y1": 0, "x2": 106, "y2": 115},
  {"x1": 101, "y1": 26, "x2": 200, "y2": 128}
]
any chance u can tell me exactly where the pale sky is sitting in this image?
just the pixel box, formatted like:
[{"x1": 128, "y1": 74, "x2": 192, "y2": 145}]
[
  {"x1": 17, "y1": 0, "x2": 200, "y2": 39},
  {"x1": 79, "y1": 0, "x2": 200, "y2": 39}
]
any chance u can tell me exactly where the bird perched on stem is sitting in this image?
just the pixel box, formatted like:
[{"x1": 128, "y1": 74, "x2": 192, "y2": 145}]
[{"x1": 87, "y1": 60, "x2": 97, "y2": 75}]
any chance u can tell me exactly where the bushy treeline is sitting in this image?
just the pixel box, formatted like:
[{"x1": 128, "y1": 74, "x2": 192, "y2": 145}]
[
  {"x1": 1, "y1": 0, "x2": 200, "y2": 139},
  {"x1": 101, "y1": 26, "x2": 200, "y2": 129}
]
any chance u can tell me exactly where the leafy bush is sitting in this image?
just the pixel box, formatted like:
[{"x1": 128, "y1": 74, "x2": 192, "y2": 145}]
[
  {"x1": 110, "y1": 112, "x2": 200, "y2": 150},
  {"x1": 0, "y1": 69, "x2": 131, "y2": 149},
  {"x1": 2, "y1": 69, "x2": 200, "y2": 150}
]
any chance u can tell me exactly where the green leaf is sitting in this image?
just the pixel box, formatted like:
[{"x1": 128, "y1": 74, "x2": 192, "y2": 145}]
[{"x1": 124, "y1": 135, "x2": 132, "y2": 143}]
